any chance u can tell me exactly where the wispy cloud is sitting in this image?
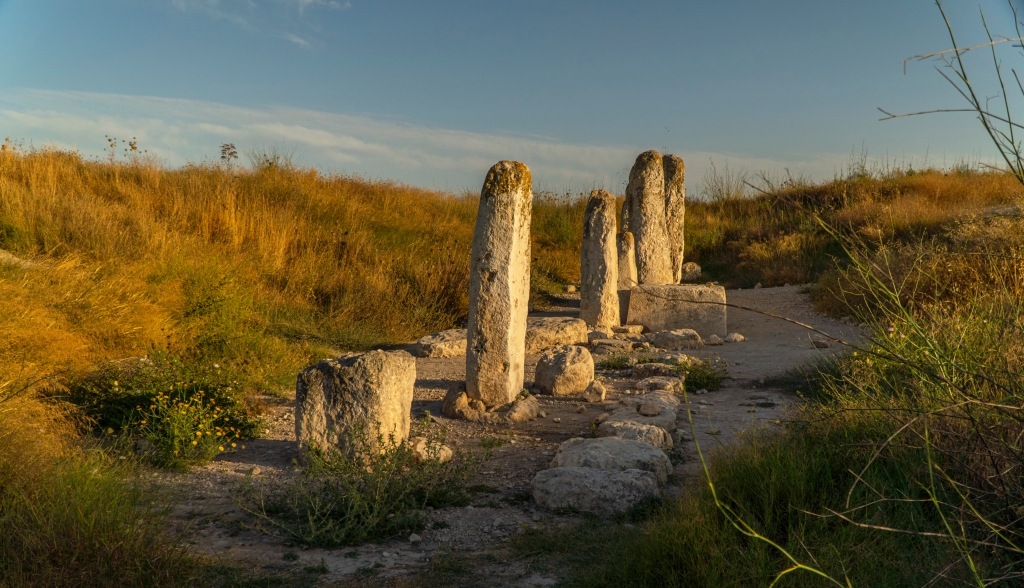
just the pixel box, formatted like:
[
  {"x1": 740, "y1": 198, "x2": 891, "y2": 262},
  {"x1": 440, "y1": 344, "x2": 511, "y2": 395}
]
[
  {"x1": 0, "y1": 88, "x2": 852, "y2": 192},
  {"x1": 166, "y1": 0, "x2": 345, "y2": 44},
  {"x1": 281, "y1": 32, "x2": 310, "y2": 47}
]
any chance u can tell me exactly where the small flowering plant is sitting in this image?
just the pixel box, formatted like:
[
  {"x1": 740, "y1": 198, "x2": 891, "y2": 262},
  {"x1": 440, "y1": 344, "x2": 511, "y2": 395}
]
[{"x1": 129, "y1": 386, "x2": 244, "y2": 469}]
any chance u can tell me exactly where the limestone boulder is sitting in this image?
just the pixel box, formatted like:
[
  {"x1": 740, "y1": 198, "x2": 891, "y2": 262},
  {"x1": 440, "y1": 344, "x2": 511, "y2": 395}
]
[
  {"x1": 680, "y1": 262, "x2": 701, "y2": 282},
  {"x1": 466, "y1": 161, "x2": 533, "y2": 407},
  {"x1": 525, "y1": 317, "x2": 589, "y2": 354},
  {"x1": 651, "y1": 329, "x2": 704, "y2": 350},
  {"x1": 583, "y1": 380, "x2": 606, "y2": 403},
  {"x1": 631, "y1": 362, "x2": 680, "y2": 379},
  {"x1": 706, "y1": 334, "x2": 724, "y2": 346},
  {"x1": 635, "y1": 376, "x2": 684, "y2": 393},
  {"x1": 535, "y1": 345, "x2": 594, "y2": 397},
  {"x1": 531, "y1": 467, "x2": 659, "y2": 517},
  {"x1": 725, "y1": 332, "x2": 746, "y2": 343},
  {"x1": 597, "y1": 421, "x2": 674, "y2": 450},
  {"x1": 410, "y1": 436, "x2": 453, "y2": 463},
  {"x1": 550, "y1": 436, "x2": 671, "y2": 485},
  {"x1": 295, "y1": 350, "x2": 416, "y2": 453},
  {"x1": 441, "y1": 382, "x2": 481, "y2": 422},
  {"x1": 415, "y1": 329, "x2": 467, "y2": 358},
  {"x1": 503, "y1": 393, "x2": 541, "y2": 422}
]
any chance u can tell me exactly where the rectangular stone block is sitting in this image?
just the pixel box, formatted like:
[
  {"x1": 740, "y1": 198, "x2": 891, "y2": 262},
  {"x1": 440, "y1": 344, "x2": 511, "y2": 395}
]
[{"x1": 625, "y1": 284, "x2": 726, "y2": 337}]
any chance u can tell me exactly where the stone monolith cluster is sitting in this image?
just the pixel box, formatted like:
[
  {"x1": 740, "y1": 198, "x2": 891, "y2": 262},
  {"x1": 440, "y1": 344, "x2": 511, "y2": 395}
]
[
  {"x1": 621, "y1": 150, "x2": 674, "y2": 285},
  {"x1": 465, "y1": 161, "x2": 533, "y2": 407},
  {"x1": 662, "y1": 154, "x2": 686, "y2": 284}
]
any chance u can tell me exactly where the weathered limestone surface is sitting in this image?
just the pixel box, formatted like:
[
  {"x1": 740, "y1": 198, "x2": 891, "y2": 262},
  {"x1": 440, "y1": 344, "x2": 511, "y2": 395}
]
[
  {"x1": 531, "y1": 467, "x2": 659, "y2": 516},
  {"x1": 617, "y1": 232, "x2": 638, "y2": 290},
  {"x1": 650, "y1": 329, "x2": 704, "y2": 351},
  {"x1": 466, "y1": 161, "x2": 533, "y2": 407},
  {"x1": 534, "y1": 345, "x2": 594, "y2": 397},
  {"x1": 680, "y1": 261, "x2": 701, "y2": 282},
  {"x1": 295, "y1": 350, "x2": 416, "y2": 452},
  {"x1": 580, "y1": 190, "x2": 620, "y2": 329},
  {"x1": 597, "y1": 421, "x2": 674, "y2": 450},
  {"x1": 627, "y1": 284, "x2": 727, "y2": 337},
  {"x1": 663, "y1": 154, "x2": 686, "y2": 284},
  {"x1": 525, "y1": 317, "x2": 588, "y2": 354},
  {"x1": 550, "y1": 437, "x2": 671, "y2": 485},
  {"x1": 415, "y1": 329, "x2": 467, "y2": 358},
  {"x1": 622, "y1": 151, "x2": 673, "y2": 285}
]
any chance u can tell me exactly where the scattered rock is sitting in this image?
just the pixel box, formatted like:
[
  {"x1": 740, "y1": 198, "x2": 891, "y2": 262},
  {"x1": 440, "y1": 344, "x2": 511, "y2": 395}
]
[
  {"x1": 679, "y1": 261, "x2": 701, "y2": 282},
  {"x1": 637, "y1": 401, "x2": 662, "y2": 417},
  {"x1": 441, "y1": 382, "x2": 481, "y2": 421},
  {"x1": 635, "y1": 376, "x2": 683, "y2": 393},
  {"x1": 631, "y1": 362, "x2": 679, "y2": 378},
  {"x1": 597, "y1": 421, "x2": 674, "y2": 450},
  {"x1": 724, "y1": 332, "x2": 745, "y2": 343},
  {"x1": 535, "y1": 345, "x2": 595, "y2": 397},
  {"x1": 565, "y1": 284, "x2": 577, "y2": 293},
  {"x1": 694, "y1": 388, "x2": 708, "y2": 395},
  {"x1": 503, "y1": 393, "x2": 541, "y2": 422},
  {"x1": 409, "y1": 533, "x2": 422, "y2": 543},
  {"x1": 576, "y1": 404, "x2": 587, "y2": 414},
  {"x1": 583, "y1": 380, "x2": 607, "y2": 403},
  {"x1": 812, "y1": 340, "x2": 831, "y2": 349},
  {"x1": 587, "y1": 328, "x2": 614, "y2": 343},
  {"x1": 248, "y1": 466, "x2": 261, "y2": 476},
  {"x1": 705, "y1": 334, "x2": 724, "y2": 346},
  {"x1": 410, "y1": 436, "x2": 453, "y2": 463},
  {"x1": 525, "y1": 317, "x2": 589, "y2": 354},
  {"x1": 553, "y1": 417, "x2": 561, "y2": 423},
  {"x1": 754, "y1": 282, "x2": 762, "y2": 289},
  {"x1": 415, "y1": 329, "x2": 468, "y2": 358},
  {"x1": 651, "y1": 329, "x2": 703, "y2": 350},
  {"x1": 612, "y1": 324, "x2": 645, "y2": 335},
  {"x1": 550, "y1": 437, "x2": 671, "y2": 484},
  {"x1": 295, "y1": 349, "x2": 416, "y2": 453},
  {"x1": 594, "y1": 413, "x2": 610, "y2": 424},
  {"x1": 531, "y1": 467, "x2": 659, "y2": 517}
]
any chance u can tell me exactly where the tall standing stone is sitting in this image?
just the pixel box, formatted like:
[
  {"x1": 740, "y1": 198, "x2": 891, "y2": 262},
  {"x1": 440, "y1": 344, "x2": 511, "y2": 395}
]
[
  {"x1": 580, "y1": 190, "x2": 620, "y2": 328},
  {"x1": 622, "y1": 150, "x2": 673, "y2": 284},
  {"x1": 466, "y1": 161, "x2": 533, "y2": 407},
  {"x1": 617, "y1": 232, "x2": 638, "y2": 290},
  {"x1": 663, "y1": 154, "x2": 686, "y2": 284}
]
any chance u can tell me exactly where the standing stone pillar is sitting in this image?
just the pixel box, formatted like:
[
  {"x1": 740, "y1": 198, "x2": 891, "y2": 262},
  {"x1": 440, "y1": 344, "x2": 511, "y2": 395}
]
[
  {"x1": 663, "y1": 154, "x2": 686, "y2": 284},
  {"x1": 617, "y1": 232, "x2": 638, "y2": 290},
  {"x1": 466, "y1": 161, "x2": 533, "y2": 407},
  {"x1": 622, "y1": 150, "x2": 673, "y2": 284},
  {"x1": 580, "y1": 190, "x2": 619, "y2": 328}
]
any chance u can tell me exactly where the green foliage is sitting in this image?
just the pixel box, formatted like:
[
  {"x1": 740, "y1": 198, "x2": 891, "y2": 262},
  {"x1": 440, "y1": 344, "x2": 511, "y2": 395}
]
[
  {"x1": 680, "y1": 357, "x2": 727, "y2": 392},
  {"x1": 65, "y1": 349, "x2": 262, "y2": 468},
  {"x1": 241, "y1": 425, "x2": 478, "y2": 547}
]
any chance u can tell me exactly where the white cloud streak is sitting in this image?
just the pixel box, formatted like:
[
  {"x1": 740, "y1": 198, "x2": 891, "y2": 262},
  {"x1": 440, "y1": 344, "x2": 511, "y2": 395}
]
[{"x1": 0, "y1": 88, "x2": 854, "y2": 193}]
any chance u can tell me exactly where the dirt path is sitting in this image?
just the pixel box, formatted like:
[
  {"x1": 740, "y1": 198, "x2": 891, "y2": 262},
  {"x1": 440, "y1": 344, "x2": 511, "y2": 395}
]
[{"x1": 155, "y1": 285, "x2": 861, "y2": 585}]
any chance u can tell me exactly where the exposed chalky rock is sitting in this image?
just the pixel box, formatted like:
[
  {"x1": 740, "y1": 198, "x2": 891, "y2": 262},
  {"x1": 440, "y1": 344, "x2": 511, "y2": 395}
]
[
  {"x1": 442, "y1": 382, "x2": 481, "y2": 421},
  {"x1": 622, "y1": 150, "x2": 673, "y2": 285},
  {"x1": 580, "y1": 190, "x2": 620, "y2": 329},
  {"x1": 680, "y1": 262, "x2": 702, "y2": 282},
  {"x1": 587, "y1": 328, "x2": 614, "y2": 343},
  {"x1": 612, "y1": 324, "x2": 644, "y2": 335},
  {"x1": 525, "y1": 317, "x2": 589, "y2": 354},
  {"x1": 535, "y1": 345, "x2": 595, "y2": 397},
  {"x1": 415, "y1": 329, "x2": 468, "y2": 358},
  {"x1": 631, "y1": 362, "x2": 680, "y2": 379},
  {"x1": 296, "y1": 350, "x2": 416, "y2": 453},
  {"x1": 531, "y1": 467, "x2": 659, "y2": 517},
  {"x1": 662, "y1": 154, "x2": 686, "y2": 284},
  {"x1": 724, "y1": 332, "x2": 746, "y2": 343},
  {"x1": 706, "y1": 334, "x2": 724, "y2": 346},
  {"x1": 597, "y1": 421, "x2": 674, "y2": 450},
  {"x1": 502, "y1": 393, "x2": 541, "y2": 422},
  {"x1": 627, "y1": 284, "x2": 727, "y2": 337},
  {"x1": 651, "y1": 329, "x2": 704, "y2": 350},
  {"x1": 550, "y1": 437, "x2": 672, "y2": 485},
  {"x1": 583, "y1": 380, "x2": 607, "y2": 403},
  {"x1": 466, "y1": 161, "x2": 533, "y2": 407},
  {"x1": 635, "y1": 376, "x2": 684, "y2": 393},
  {"x1": 617, "y1": 232, "x2": 638, "y2": 290},
  {"x1": 410, "y1": 436, "x2": 453, "y2": 463}
]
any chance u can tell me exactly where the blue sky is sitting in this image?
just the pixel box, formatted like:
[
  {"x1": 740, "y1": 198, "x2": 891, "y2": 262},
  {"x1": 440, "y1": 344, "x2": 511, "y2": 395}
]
[{"x1": 0, "y1": 0, "x2": 1021, "y2": 193}]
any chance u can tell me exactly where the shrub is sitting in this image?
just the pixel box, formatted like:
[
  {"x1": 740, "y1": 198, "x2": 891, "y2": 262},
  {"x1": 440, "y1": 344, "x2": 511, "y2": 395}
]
[{"x1": 241, "y1": 423, "x2": 478, "y2": 547}]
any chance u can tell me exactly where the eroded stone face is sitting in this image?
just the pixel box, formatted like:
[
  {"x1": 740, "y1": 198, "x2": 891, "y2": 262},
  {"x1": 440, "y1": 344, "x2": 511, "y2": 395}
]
[
  {"x1": 295, "y1": 350, "x2": 416, "y2": 453},
  {"x1": 627, "y1": 284, "x2": 727, "y2": 338},
  {"x1": 663, "y1": 154, "x2": 686, "y2": 284},
  {"x1": 622, "y1": 150, "x2": 673, "y2": 285},
  {"x1": 617, "y1": 231, "x2": 638, "y2": 290},
  {"x1": 531, "y1": 467, "x2": 659, "y2": 517},
  {"x1": 549, "y1": 436, "x2": 671, "y2": 485},
  {"x1": 534, "y1": 345, "x2": 595, "y2": 397},
  {"x1": 466, "y1": 161, "x2": 533, "y2": 407},
  {"x1": 525, "y1": 317, "x2": 588, "y2": 354},
  {"x1": 415, "y1": 329, "x2": 468, "y2": 358},
  {"x1": 580, "y1": 190, "x2": 620, "y2": 329}
]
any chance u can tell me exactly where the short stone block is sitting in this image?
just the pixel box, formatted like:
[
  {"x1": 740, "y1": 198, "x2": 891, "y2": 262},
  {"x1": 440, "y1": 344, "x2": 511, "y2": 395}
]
[{"x1": 626, "y1": 284, "x2": 727, "y2": 337}]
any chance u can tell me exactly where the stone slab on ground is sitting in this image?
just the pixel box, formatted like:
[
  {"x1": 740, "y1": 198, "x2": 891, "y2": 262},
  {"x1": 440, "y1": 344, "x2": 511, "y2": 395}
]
[
  {"x1": 531, "y1": 467, "x2": 659, "y2": 517},
  {"x1": 550, "y1": 436, "x2": 671, "y2": 484},
  {"x1": 415, "y1": 329, "x2": 467, "y2": 358},
  {"x1": 627, "y1": 284, "x2": 727, "y2": 337},
  {"x1": 525, "y1": 317, "x2": 588, "y2": 353}
]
